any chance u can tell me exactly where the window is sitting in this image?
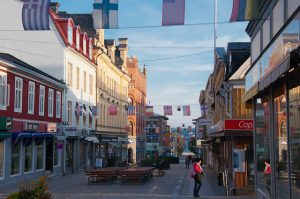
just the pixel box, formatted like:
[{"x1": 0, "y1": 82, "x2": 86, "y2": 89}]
[
  {"x1": 48, "y1": 89, "x2": 54, "y2": 117},
  {"x1": 83, "y1": 114, "x2": 86, "y2": 127},
  {"x1": 0, "y1": 72, "x2": 7, "y2": 110},
  {"x1": 0, "y1": 140, "x2": 4, "y2": 178},
  {"x1": 56, "y1": 91, "x2": 61, "y2": 118},
  {"x1": 24, "y1": 140, "x2": 33, "y2": 173},
  {"x1": 272, "y1": 0, "x2": 284, "y2": 37},
  {"x1": 89, "y1": 42, "x2": 93, "y2": 60},
  {"x1": 68, "y1": 25, "x2": 73, "y2": 45},
  {"x1": 83, "y1": 71, "x2": 86, "y2": 93},
  {"x1": 68, "y1": 101, "x2": 72, "y2": 124},
  {"x1": 83, "y1": 38, "x2": 87, "y2": 55},
  {"x1": 11, "y1": 142, "x2": 20, "y2": 175},
  {"x1": 89, "y1": 75, "x2": 93, "y2": 96},
  {"x1": 89, "y1": 115, "x2": 92, "y2": 127},
  {"x1": 36, "y1": 140, "x2": 44, "y2": 170},
  {"x1": 76, "y1": 67, "x2": 80, "y2": 90},
  {"x1": 39, "y1": 85, "x2": 45, "y2": 116},
  {"x1": 53, "y1": 139, "x2": 60, "y2": 166},
  {"x1": 76, "y1": 29, "x2": 80, "y2": 50},
  {"x1": 28, "y1": 81, "x2": 35, "y2": 114},
  {"x1": 14, "y1": 77, "x2": 23, "y2": 112},
  {"x1": 67, "y1": 62, "x2": 73, "y2": 86},
  {"x1": 251, "y1": 30, "x2": 261, "y2": 63}
]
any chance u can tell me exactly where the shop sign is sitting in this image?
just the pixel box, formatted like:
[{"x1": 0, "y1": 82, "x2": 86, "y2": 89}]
[
  {"x1": 0, "y1": 117, "x2": 12, "y2": 130},
  {"x1": 23, "y1": 122, "x2": 39, "y2": 131},
  {"x1": 47, "y1": 123, "x2": 57, "y2": 133},
  {"x1": 224, "y1": 120, "x2": 253, "y2": 131},
  {"x1": 64, "y1": 127, "x2": 79, "y2": 137},
  {"x1": 99, "y1": 136, "x2": 118, "y2": 142},
  {"x1": 233, "y1": 149, "x2": 245, "y2": 172},
  {"x1": 198, "y1": 119, "x2": 212, "y2": 126}
]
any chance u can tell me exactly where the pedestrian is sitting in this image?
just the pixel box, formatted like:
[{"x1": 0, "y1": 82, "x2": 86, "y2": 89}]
[
  {"x1": 185, "y1": 156, "x2": 191, "y2": 168},
  {"x1": 191, "y1": 157, "x2": 204, "y2": 198},
  {"x1": 263, "y1": 159, "x2": 271, "y2": 196}
]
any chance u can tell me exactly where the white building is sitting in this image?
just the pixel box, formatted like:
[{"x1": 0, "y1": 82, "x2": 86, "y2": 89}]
[{"x1": 0, "y1": 0, "x2": 98, "y2": 174}]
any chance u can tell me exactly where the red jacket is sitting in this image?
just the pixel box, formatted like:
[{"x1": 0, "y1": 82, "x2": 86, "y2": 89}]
[{"x1": 193, "y1": 163, "x2": 202, "y2": 173}]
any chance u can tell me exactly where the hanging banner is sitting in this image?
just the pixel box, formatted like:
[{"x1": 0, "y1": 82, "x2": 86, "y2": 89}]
[{"x1": 233, "y1": 149, "x2": 245, "y2": 172}]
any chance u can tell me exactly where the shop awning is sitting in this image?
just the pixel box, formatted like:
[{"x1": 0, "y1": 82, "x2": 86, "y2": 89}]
[
  {"x1": 85, "y1": 136, "x2": 99, "y2": 143},
  {"x1": 0, "y1": 132, "x2": 11, "y2": 138},
  {"x1": 242, "y1": 83, "x2": 258, "y2": 103},
  {"x1": 259, "y1": 55, "x2": 290, "y2": 92}
]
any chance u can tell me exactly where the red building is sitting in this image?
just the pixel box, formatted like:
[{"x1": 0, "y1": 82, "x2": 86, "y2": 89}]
[{"x1": 0, "y1": 53, "x2": 65, "y2": 184}]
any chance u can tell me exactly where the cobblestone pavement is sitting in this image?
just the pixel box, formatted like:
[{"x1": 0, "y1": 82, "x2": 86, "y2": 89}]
[{"x1": 0, "y1": 161, "x2": 255, "y2": 199}]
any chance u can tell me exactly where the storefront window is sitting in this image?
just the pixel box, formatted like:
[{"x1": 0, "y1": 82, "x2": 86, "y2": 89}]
[
  {"x1": 53, "y1": 139, "x2": 59, "y2": 166},
  {"x1": 36, "y1": 140, "x2": 44, "y2": 170},
  {"x1": 288, "y1": 68, "x2": 300, "y2": 199},
  {"x1": 255, "y1": 97, "x2": 272, "y2": 198},
  {"x1": 273, "y1": 84, "x2": 289, "y2": 198},
  {"x1": 0, "y1": 140, "x2": 4, "y2": 178},
  {"x1": 11, "y1": 142, "x2": 20, "y2": 175},
  {"x1": 24, "y1": 140, "x2": 33, "y2": 173}
]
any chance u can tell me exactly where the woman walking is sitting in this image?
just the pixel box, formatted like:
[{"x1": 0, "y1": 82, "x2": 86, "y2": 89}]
[{"x1": 192, "y1": 158, "x2": 204, "y2": 198}]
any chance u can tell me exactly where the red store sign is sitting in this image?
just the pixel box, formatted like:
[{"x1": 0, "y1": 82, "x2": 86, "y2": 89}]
[{"x1": 224, "y1": 120, "x2": 253, "y2": 131}]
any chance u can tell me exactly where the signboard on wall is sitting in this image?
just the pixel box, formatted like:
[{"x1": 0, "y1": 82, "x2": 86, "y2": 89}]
[
  {"x1": 23, "y1": 122, "x2": 39, "y2": 131},
  {"x1": 0, "y1": 117, "x2": 12, "y2": 130},
  {"x1": 47, "y1": 123, "x2": 57, "y2": 132},
  {"x1": 233, "y1": 149, "x2": 245, "y2": 172}
]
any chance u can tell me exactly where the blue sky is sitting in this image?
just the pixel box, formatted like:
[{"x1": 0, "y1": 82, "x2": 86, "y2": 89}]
[{"x1": 57, "y1": 0, "x2": 249, "y2": 127}]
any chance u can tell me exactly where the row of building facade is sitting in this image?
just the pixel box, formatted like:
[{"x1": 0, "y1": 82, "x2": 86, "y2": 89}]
[
  {"x1": 0, "y1": 0, "x2": 150, "y2": 185},
  {"x1": 196, "y1": 1, "x2": 299, "y2": 199}
]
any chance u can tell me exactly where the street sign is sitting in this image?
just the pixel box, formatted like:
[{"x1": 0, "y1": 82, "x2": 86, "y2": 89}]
[{"x1": 0, "y1": 117, "x2": 13, "y2": 130}]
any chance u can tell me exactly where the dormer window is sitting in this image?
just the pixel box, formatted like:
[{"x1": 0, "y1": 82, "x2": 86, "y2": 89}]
[
  {"x1": 68, "y1": 25, "x2": 73, "y2": 44},
  {"x1": 83, "y1": 34, "x2": 87, "y2": 55},
  {"x1": 89, "y1": 39, "x2": 93, "y2": 60},
  {"x1": 76, "y1": 27, "x2": 80, "y2": 50}
]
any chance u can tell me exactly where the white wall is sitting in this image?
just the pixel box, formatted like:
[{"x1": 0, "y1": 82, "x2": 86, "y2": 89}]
[{"x1": 0, "y1": 0, "x2": 65, "y2": 81}]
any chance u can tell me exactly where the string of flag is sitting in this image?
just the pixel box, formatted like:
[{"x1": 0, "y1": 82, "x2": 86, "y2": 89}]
[{"x1": 20, "y1": 0, "x2": 257, "y2": 31}]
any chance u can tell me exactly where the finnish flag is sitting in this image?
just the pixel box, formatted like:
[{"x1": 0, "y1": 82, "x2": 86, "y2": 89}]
[
  {"x1": 92, "y1": 0, "x2": 118, "y2": 29},
  {"x1": 22, "y1": 0, "x2": 50, "y2": 30}
]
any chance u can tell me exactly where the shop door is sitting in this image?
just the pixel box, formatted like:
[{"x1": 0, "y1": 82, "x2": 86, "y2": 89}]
[
  {"x1": 66, "y1": 140, "x2": 74, "y2": 173},
  {"x1": 45, "y1": 137, "x2": 53, "y2": 172}
]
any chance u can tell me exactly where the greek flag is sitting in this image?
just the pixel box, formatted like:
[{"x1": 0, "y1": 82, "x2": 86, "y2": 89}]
[
  {"x1": 22, "y1": 0, "x2": 50, "y2": 31},
  {"x1": 92, "y1": 0, "x2": 118, "y2": 29}
]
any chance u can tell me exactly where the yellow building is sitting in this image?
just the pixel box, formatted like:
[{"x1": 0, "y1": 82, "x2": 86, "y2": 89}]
[{"x1": 93, "y1": 30, "x2": 131, "y2": 167}]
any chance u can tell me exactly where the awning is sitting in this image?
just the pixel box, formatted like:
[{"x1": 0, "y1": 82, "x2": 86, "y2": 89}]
[
  {"x1": 242, "y1": 83, "x2": 258, "y2": 103},
  {"x1": 259, "y1": 55, "x2": 290, "y2": 92},
  {"x1": 12, "y1": 132, "x2": 32, "y2": 146},
  {"x1": 85, "y1": 136, "x2": 99, "y2": 143},
  {"x1": 0, "y1": 132, "x2": 11, "y2": 139}
]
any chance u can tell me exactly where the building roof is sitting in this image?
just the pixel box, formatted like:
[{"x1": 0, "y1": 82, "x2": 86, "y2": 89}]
[
  {"x1": 229, "y1": 58, "x2": 251, "y2": 80},
  {"x1": 0, "y1": 53, "x2": 65, "y2": 85},
  {"x1": 227, "y1": 42, "x2": 250, "y2": 51}
]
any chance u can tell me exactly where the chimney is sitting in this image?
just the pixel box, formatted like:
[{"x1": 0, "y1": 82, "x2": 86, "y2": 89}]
[
  {"x1": 118, "y1": 38, "x2": 128, "y2": 71},
  {"x1": 105, "y1": 39, "x2": 116, "y2": 63},
  {"x1": 50, "y1": 2, "x2": 60, "y2": 13}
]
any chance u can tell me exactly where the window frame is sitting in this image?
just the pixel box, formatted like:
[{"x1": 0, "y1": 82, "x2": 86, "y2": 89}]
[
  {"x1": 67, "y1": 62, "x2": 73, "y2": 86},
  {"x1": 68, "y1": 24, "x2": 73, "y2": 45},
  {"x1": 89, "y1": 74, "x2": 93, "y2": 96},
  {"x1": 0, "y1": 140, "x2": 5, "y2": 179},
  {"x1": 56, "y1": 91, "x2": 61, "y2": 118},
  {"x1": 76, "y1": 67, "x2": 80, "y2": 90},
  {"x1": 28, "y1": 81, "x2": 35, "y2": 114},
  {"x1": 48, "y1": 88, "x2": 54, "y2": 117},
  {"x1": 39, "y1": 85, "x2": 45, "y2": 116},
  {"x1": 83, "y1": 71, "x2": 87, "y2": 93},
  {"x1": 14, "y1": 77, "x2": 23, "y2": 113},
  {"x1": 0, "y1": 71, "x2": 7, "y2": 110}
]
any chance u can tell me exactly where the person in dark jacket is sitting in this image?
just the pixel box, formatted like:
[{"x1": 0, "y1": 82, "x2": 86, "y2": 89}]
[
  {"x1": 185, "y1": 156, "x2": 191, "y2": 168},
  {"x1": 192, "y1": 158, "x2": 203, "y2": 198}
]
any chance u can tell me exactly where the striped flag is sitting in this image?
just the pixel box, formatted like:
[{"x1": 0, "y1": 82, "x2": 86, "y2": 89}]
[
  {"x1": 75, "y1": 102, "x2": 82, "y2": 116},
  {"x1": 92, "y1": 0, "x2": 118, "y2": 29},
  {"x1": 163, "y1": 105, "x2": 173, "y2": 115},
  {"x1": 230, "y1": 0, "x2": 258, "y2": 22},
  {"x1": 127, "y1": 105, "x2": 135, "y2": 115},
  {"x1": 162, "y1": 0, "x2": 185, "y2": 26},
  {"x1": 200, "y1": 104, "x2": 208, "y2": 117},
  {"x1": 22, "y1": 0, "x2": 50, "y2": 30},
  {"x1": 182, "y1": 105, "x2": 191, "y2": 116},
  {"x1": 145, "y1": 106, "x2": 154, "y2": 116}
]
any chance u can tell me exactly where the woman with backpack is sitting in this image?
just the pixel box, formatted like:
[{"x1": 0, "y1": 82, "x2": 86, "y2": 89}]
[{"x1": 191, "y1": 158, "x2": 204, "y2": 198}]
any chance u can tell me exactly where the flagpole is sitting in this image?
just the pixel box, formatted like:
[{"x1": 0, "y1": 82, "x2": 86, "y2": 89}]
[{"x1": 214, "y1": 0, "x2": 217, "y2": 71}]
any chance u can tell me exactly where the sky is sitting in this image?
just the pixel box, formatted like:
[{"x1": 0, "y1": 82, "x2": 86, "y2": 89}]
[{"x1": 57, "y1": 0, "x2": 250, "y2": 128}]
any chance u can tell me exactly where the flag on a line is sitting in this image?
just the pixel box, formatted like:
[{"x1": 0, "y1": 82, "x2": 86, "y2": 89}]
[
  {"x1": 162, "y1": 0, "x2": 185, "y2": 26},
  {"x1": 92, "y1": 0, "x2": 118, "y2": 29},
  {"x1": 127, "y1": 105, "x2": 135, "y2": 115},
  {"x1": 188, "y1": 126, "x2": 193, "y2": 132},
  {"x1": 155, "y1": 127, "x2": 160, "y2": 133},
  {"x1": 75, "y1": 102, "x2": 82, "y2": 116},
  {"x1": 182, "y1": 105, "x2": 191, "y2": 116},
  {"x1": 145, "y1": 106, "x2": 154, "y2": 116},
  {"x1": 22, "y1": 0, "x2": 50, "y2": 30},
  {"x1": 109, "y1": 105, "x2": 118, "y2": 115},
  {"x1": 163, "y1": 105, "x2": 173, "y2": 115},
  {"x1": 230, "y1": 0, "x2": 258, "y2": 22},
  {"x1": 177, "y1": 127, "x2": 181, "y2": 133},
  {"x1": 200, "y1": 104, "x2": 208, "y2": 117}
]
